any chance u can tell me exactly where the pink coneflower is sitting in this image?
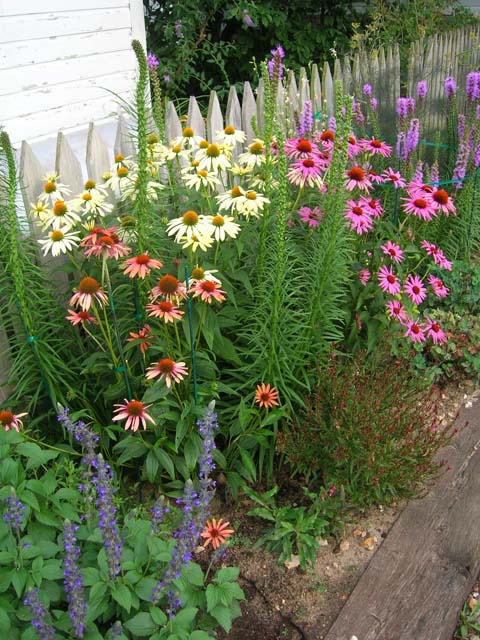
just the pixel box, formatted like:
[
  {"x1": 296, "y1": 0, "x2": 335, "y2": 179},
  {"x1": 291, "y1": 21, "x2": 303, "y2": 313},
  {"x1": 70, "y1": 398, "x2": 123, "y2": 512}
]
[
  {"x1": 404, "y1": 274, "x2": 427, "y2": 305},
  {"x1": 145, "y1": 358, "x2": 188, "y2": 387},
  {"x1": 344, "y1": 166, "x2": 372, "y2": 191},
  {"x1": 368, "y1": 170, "x2": 385, "y2": 184},
  {"x1": 386, "y1": 300, "x2": 407, "y2": 323},
  {"x1": 82, "y1": 227, "x2": 131, "y2": 260},
  {"x1": 347, "y1": 135, "x2": 362, "y2": 157},
  {"x1": 254, "y1": 383, "x2": 280, "y2": 409},
  {"x1": 66, "y1": 309, "x2": 97, "y2": 325},
  {"x1": 151, "y1": 275, "x2": 187, "y2": 301},
  {"x1": 69, "y1": 277, "x2": 108, "y2": 311},
  {"x1": 287, "y1": 157, "x2": 324, "y2": 188},
  {"x1": 200, "y1": 518, "x2": 234, "y2": 549},
  {"x1": 427, "y1": 274, "x2": 449, "y2": 298},
  {"x1": 378, "y1": 265, "x2": 401, "y2": 295},
  {"x1": 191, "y1": 279, "x2": 226, "y2": 304},
  {"x1": 297, "y1": 206, "x2": 323, "y2": 227},
  {"x1": 359, "y1": 268, "x2": 371, "y2": 285},
  {"x1": 146, "y1": 300, "x2": 184, "y2": 323},
  {"x1": 381, "y1": 241, "x2": 404, "y2": 263},
  {"x1": 0, "y1": 409, "x2": 27, "y2": 432},
  {"x1": 402, "y1": 194, "x2": 436, "y2": 221},
  {"x1": 429, "y1": 188, "x2": 457, "y2": 216},
  {"x1": 284, "y1": 137, "x2": 320, "y2": 159},
  {"x1": 122, "y1": 253, "x2": 163, "y2": 279},
  {"x1": 344, "y1": 200, "x2": 374, "y2": 235},
  {"x1": 112, "y1": 399, "x2": 155, "y2": 432},
  {"x1": 126, "y1": 325, "x2": 153, "y2": 354},
  {"x1": 404, "y1": 318, "x2": 426, "y2": 343},
  {"x1": 420, "y1": 241, "x2": 452, "y2": 270},
  {"x1": 359, "y1": 196, "x2": 383, "y2": 218},
  {"x1": 382, "y1": 168, "x2": 406, "y2": 188},
  {"x1": 360, "y1": 138, "x2": 392, "y2": 157},
  {"x1": 424, "y1": 317, "x2": 447, "y2": 344}
]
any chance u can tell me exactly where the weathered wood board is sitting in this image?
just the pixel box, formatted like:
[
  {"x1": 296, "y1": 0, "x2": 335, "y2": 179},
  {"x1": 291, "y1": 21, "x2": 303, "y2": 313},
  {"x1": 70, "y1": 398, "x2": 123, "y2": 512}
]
[{"x1": 323, "y1": 400, "x2": 480, "y2": 640}]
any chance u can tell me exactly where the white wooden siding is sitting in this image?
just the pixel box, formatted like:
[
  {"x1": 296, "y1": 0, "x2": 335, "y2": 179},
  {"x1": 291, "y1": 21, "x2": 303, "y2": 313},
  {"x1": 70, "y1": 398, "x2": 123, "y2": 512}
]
[{"x1": 0, "y1": 0, "x2": 146, "y2": 147}]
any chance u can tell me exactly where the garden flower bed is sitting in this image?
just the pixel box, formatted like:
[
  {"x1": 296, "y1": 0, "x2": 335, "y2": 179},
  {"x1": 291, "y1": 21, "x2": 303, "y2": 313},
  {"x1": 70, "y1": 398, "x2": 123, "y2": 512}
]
[{"x1": 1, "y1": 40, "x2": 480, "y2": 639}]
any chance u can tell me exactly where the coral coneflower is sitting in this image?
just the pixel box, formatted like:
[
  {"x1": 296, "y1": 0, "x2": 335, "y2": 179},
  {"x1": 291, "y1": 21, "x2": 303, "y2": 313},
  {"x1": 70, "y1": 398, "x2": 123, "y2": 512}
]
[
  {"x1": 254, "y1": 383, "x2": 280, "y2": 409},
  {"x1": 0, "y1": 409, "x2": 27, "y2": 432},
  {"x1": 66, "y1": 309, "x2": 97, "y2": 325},
  {"x1": 151, "y1": 275, "x2": 187, "y2": 301},
  {"x1": 191, "y1": 279, "x2": 226, "y2": 304},
  {"x1": 122, "y1": 253, "x2": 163, "y2": 279},
  {"x1": 126, "y1": 325, "x2": 153, "y2": 354},
  {"x1": 112, "y1": 399, "x2": 155, "y2": 432},
  {"x1": 146, "y1": 301, "x2": 184, "y2": 323},
  {"x1": 145, "y1": 358, "x2": 188, "y2": 387},
  {"x1": 69, "y1": 277, "x2": 108, "y2": 311},
  {"x1": 200, "y1": 518, "x2": 234, "y2": 549}
]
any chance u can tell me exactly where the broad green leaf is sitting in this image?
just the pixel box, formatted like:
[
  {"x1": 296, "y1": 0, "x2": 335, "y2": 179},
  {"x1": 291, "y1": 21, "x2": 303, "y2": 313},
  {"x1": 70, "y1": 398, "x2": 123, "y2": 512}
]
[
  {"x1": 154, "y1": 447, "x2": 176, "y2": 480},
  {"x1": 111, "y1": 583, "x2": 132, "y2": 613},
  {"x1": 145, "y1": 449, "x2": 159, "y2": 482},
  {"x1": 0, "y1": 608, "x2": 10, "y2": 632},
  {"x1": 213, "y1": 567, "x2": 240, "y2": 584},
  {"x1": 149, "y1": 606, "x2": 167, "y2": 626},
  {"x1": 124, "y1": 612, "x2": 157, "y2": 637},
  {"x1": 208, "y1": 604, "x2": 233, "y2": 632},
  {"x1": 16, "y1": 443, "x2": 59, "y2": 469}
]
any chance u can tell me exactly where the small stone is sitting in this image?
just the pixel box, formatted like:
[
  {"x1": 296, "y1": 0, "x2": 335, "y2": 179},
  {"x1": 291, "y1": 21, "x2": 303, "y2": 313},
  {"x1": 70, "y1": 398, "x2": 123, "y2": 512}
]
[
  {"x1": 284, "y1": 555, "x2": 301, "y2": 570},
  {"x1": 340, "y1": 593, "x2": 348, "y2": 600},
  {"x1": 468, "y1": 594, "x2": 479, "y2": 610},
  {"x1": 352, "y1": 527, "x2": 366, "y2": 538},
  {"x1": 339, "y1": 540, "x2": 350, "y2": 552},
  {"x1": 360, "y1": 536, "x2": 376, "y2": 550},
  {"x1": 317, "y1": 538, "x2": 329, "y2": 546}
]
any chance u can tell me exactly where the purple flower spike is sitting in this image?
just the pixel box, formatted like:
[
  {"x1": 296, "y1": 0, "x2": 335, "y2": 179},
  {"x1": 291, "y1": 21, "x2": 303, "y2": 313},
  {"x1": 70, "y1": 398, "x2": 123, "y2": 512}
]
[
  {"x1": 63, "y1": 522, "x2": 87, "y2": 638},
  {"x1": 3, "y1": 494, "x2": 26, "y2": 533},
  {"x1": 417, "y1": 80, "x2": 428, "y2": 99},
  {"x1": 445, "y1": 76, "x2": 456, "y2": 98},
  {"x1": 268, "y1": 45, "x2": 285, "y2": 81},
  {"x1": 362, "y1": 84, "x2": 373, "y2": 97},
  {"x1": 24, "y1": 590, "x2": 57, "y2": 640},
  {"x1": 147, "y1": 52, "x2": 159, "y2": 71}
]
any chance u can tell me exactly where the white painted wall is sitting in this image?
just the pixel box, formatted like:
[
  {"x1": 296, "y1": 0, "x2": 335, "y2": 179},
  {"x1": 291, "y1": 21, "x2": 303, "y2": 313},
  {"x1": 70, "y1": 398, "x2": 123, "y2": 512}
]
[{"x1": 0, "y1": 0, "x2": 146, "y2": 168}]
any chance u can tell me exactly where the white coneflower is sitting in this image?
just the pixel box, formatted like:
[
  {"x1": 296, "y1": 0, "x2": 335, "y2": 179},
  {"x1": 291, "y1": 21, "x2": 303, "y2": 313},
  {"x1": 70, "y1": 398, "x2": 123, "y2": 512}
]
[
  {"x1": 215, "y1": 125, "x2": 247, "y2": 146},
  {"x1": 235, "y1": 190, "x2": 270, "y2": 219},
  {"x1": 215, "y1": 185, "x2": 247, "y2": 213},
  {"x1": 163, "y1": 144, "x2": 191, "y2": 162},
  {"x1": 204, "y1": 214, "x2": 241, "y2": 241},
  {"x1": 39, "y1": 173, "x2": 72, "y2": 204},
  {"x1": 166, "y1": 210, "x2": 213, "y2": 243},
  {"x1": 120, "y1": 174, "x2": 164, "y2": 202},
  {"x1": 195, "y1": 143, "x2": 231, "y2": 173},
  {"x1": 40, "y1": 199, "x2": 82, "y2": 230},
  {"x1": 181, "y1": 167, "x2": 221, "y2": 191},
  {"x1": 71, "y1": 191, "x2": 114, "y2": 218},
  {"x1": 238, "y1": 139, "x2": 266, "y2": 167},
  {"x1": 171, "y1": 126, "x2": 204, "y2": 149},
  {"x1": 38, "y1": 227, "x2": 81, "y2": 256},
  {"x1": 180, "y1": 232, "x2": 215, "y2": 253}
]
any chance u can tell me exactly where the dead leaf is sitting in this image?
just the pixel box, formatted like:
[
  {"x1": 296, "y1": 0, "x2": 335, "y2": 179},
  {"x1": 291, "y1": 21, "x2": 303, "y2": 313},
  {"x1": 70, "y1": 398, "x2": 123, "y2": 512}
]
[
  {"x1": 360, "y1": 536, "x2": 376, "y2": 550},
  {"x1": 284, "y1": 555, "x2": 301, "y2": 570},
  {"x1": 339, "y1": 540, "x2": 350, "y2": 552}
]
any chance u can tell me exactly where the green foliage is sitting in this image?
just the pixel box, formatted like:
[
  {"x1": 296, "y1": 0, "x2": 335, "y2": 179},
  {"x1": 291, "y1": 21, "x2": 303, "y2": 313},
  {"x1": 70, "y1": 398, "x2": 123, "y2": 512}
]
[
  {"x1": 455, "y1": 598, "x2": 480, "y2": 638},
  {"x1": 243, "y1": 484, "x2": 345, "y2": 570},
  {"x1": 283, "y1": 347, "x2": 457, "y2": 507},
  {"x1": 144, "y1": 0, "x2": 363, "y2": 100},
  {"x1": 0, "y1": 428, "x2": 244, "y2": 638}
]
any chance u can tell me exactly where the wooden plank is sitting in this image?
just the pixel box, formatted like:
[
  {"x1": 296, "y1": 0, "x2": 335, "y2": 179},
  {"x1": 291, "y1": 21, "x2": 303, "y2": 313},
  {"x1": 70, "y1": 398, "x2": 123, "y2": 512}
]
[
  {"x1": 130, "y1": 0, "x2": 147, "y2": 45},
  {"x1": 165, "y1": 100, "x2": 182, "y2": 143},
  {"x1": 0, "y1": 29, "x2": 132, "y2": 70},
  {"x1": 255, "y1": 77, "x2": 265, "y2": 135},
  {"x1": 0, "y1": 8, "x2": 131, "y2": 44},
  {"x1": 114, "y1": 113, "x2": 135, "y2": 159},
  {"x1": 242, "y1": 81, "x2": 257, "y2": 143},
  {"x1": 322, "y1": 62, "x2": 334, "y2": 117},
  {"x1": 324, "y1": 401, "x2": 480, "y2": 640},
  {"x1": 0, "y1": 49, "x2": 134, "y2": 95},
  {"x1": 2, "y1": 71, "x2": 134, "y2": 121},
  {"x1": 19, "y1": 141, "x2": 46, "y2": 213},
  {"x1": 207, "y1": 90, "x2": 224, "y2": 143},
  {"x1": 55, "y1": 132, "x2": 84, "y2": 194},
  {"x1": 225, "y1": 86, "x2": 242, "y2": 132},
  {"x1": 310, "y1": 64, "x2": 322, "y2": 127},
  {"x1": 187, "y1": 96, "x2": 205, "y2": 140},
  {"x1": 0, "y1": 0, "x2": 128, "y2": 16},
  {"x1": 86, "y1": 122, "x2": 110, "y2": 183},
  {"x1": 298, "y1": 67, "x2": 310, "y2": 107}
]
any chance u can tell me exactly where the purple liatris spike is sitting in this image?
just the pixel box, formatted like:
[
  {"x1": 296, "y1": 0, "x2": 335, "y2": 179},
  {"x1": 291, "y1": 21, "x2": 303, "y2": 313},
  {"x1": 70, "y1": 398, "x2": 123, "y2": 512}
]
[
  {"x1": 268, "y1": 44, "x2": 285, "y2": 81},
  {"x1": 413, "y1": 161, "x2": 424, "y2": 183},
  {"x1": 417, "y1": 80, "x2": 428, "y2": 99},
  {"x1": 370, "y1": 97, "x2": 378, "y2": 111},
  {"x1": 466, "y1": 71, "x2": 480, "y2": 101},
  {"x1": 296, "y1": 100, "x2": 313, "y2": 137},
  {"x1": 174, "y1": 19, "x2": 183, "y2": 38},
  {"x1": 405, "y1": 118, "x2": 420, "y2": 157},
  {"x1": 197, "y1": 401, "x2": 219, "y2": 522},
  {"x1": 397, "y1": 97, "x2": 415, "y2": 118},
  {"x1": 396, "y1": 131, "x2": 406, "y2": 160},
  {"x1": 474, "y1": 143, "x2": 480, "y2": 168},
  {"x1": 362, "y1": 83, "x2": 372, "y2": 97},
  {"x1": 353, "y1": 100, "x2": 365, "y2": 125},
  {"x1": 457, "y1": 113, "x2": 466, "y2": 141},
  {"x1": 147, "y1": 52, "x2": 159, "y2": 71},
  {"x1": 3, "y1": 494, "x2": 26, "y2": 533},
  {"x1": 63, "y1": 522, "x2": 87, "y2": 638},
  {"x1": 429, "y1": 162, "x2": 440, "y2": 185},
  {"x1": 24, "y1": 589, "x2": 57, "y2": 640},
  {"x1": 445, "y1": 76, "x2": 457, "y2": 98},
  {"x1": 453, "y1": 141, "x2": 469, "y2": 188}
]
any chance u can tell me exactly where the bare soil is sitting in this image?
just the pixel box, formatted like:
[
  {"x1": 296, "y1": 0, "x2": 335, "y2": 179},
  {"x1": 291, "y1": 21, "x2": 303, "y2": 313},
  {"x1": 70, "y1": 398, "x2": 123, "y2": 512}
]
[{"x1": 197, "y1": 380, "x2": 479, "y2": 640}]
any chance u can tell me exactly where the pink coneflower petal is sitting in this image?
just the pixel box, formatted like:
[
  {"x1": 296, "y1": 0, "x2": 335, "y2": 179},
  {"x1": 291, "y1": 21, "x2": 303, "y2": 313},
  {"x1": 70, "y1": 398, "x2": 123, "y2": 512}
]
[
  {"x1": 146, "y1": 301, "x2": 184, "y2": 323},
  {"x1": 404, "y1": 274, "x2": 427, "y2": 305},
  {"x1": 386, "y1": 300, "x2": 407, "y2": 323},
  {"x1": 126, "y1": 325, "x2": 153, "y2": 354},
  {"x1": 66, "y1": 309, "x2": 97, "y2": 325},
  {"x1": 360, "y1": 138, "x2": 392, "y2": 157},
  {"x1": 344, "y1": 166, "x2": 372, "y2": 192},
  {"x1": 427, "y1": 274, "x2": 449, "y2": 298},
  {"x1": 0, "y1": 409, "x2": 27, "y2": 432},
  {"x1": 112, "y1": 399, "x2": 155, "y2": 432},
  {"x1": 381, "y1": 240, "x2": 404, "y2": 263},
  {"x1": 359, "y1": 268, "x2": 371, "y2": 286},
  {"x1": 191, "y1": 279, "x2": 227, "y2": 304},
  {"x1": 382, "y1": 168, "x2": 406, "y2": 188},
  {"x1": 424, "y1": 317, "x2": 447, "y2": 344},
  {"x1": 122, "y1": 253, "x2": 163, "y2": 279},
  {"x1": 69, "y1": 277, "x2": 108, "y2": 311},
  {"x1": 344, "y1": 200, "x2": 374, "y2": 235},
  {"x1": 378, "y1": 265, "x2": 401, "y2": 295},
  {"x1": 145, "y1": 358, "x2": 188, "y2": 387},
  {"x1": 254, "y1": 383, "x2": 279, "y2": 409},
  {"x1": 151, "y1": 274, "x2": 187, "y2": 301},
  {"x1": 420, "y1": 241, "x2": 452, "y2": 270},
  {"x1": 404, "y1": 318, "x2": 426, "y2": 343},
  {"x1": 297, "y1": 206, "x2": 323, "y2": 227},
  {"x1": 429, "y1": 188, "x2": 457, "y2": 216},
  {"x1": 402, "y1": 195, "x2": 436, "y2": 221}
]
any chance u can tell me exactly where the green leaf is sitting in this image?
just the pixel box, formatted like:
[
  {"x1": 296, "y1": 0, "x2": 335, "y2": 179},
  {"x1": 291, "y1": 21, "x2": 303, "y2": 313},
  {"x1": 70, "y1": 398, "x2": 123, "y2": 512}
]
[
  {"x1": 149, "y1": 606, "x2": 167, "y2": 626},
  {"x1": 209, "y1": 604, "x2": 233, "y2": 632},
  {"x1": 0, "y1": 552, "x2": 15, "y2": 565},
  {"x1": 238, "y1": 447, "x2": 256, "y2": 482},
  {"x1": 16, "y1": 443, "x2": 59, "y2": 469},
  {"x1": 184, "y1": 562, "x2": 204, "y2": 587},
  {"x1": 135, "y1": 577, "x2": 157, "y2": 601},
  {"x1": 11, "y1": 568, "x2": 27, "y2": 597},
  {"x1": 154, "y1": 447, "x2": 175, "y2": 480},
  {"x1": 175, "y1": 419, "x2": 189, "y2": 450},
  {"x1": 113, "y1": 437, "x2": 148, "y2": 464},
  {"x1": 18, "y1": 490, "x2": 39, "y2": 511},
  {"x1": 35, "y1": 510, "x2": 60, "y2": 528},
  {"x1": 171, "y1": 606, "x2": 198, "y2": 629},
  {"x1": 206, "y1": 584, "x2": 222, "y2": 613},
  {"x1": 145, "y1": 449, "x2": 159, "y2": 482},
  {"x1": 124, "y1": 612, "x2": 157, "y2": 637},
  {"x1": 189, "y1": 632, "x2": 211, "y2": 640},
  {"x1": 111, "y1": 583, "x2": 132, "y2": 613},
  {"x1": 41, "y1": 561, "x2": 63, "y2": 580},
  {"x1": 183, "y1": 436, "x2": 199, "y2": 471},
  {"x1": 0, "y1": 609, "x2": 10, "y2": 633},
  {"x1": 81, "y1": 567, "x2": 100, "y2": 586},
  {"x1": 213, "y1": 567, "x2": 240, "y2": 584}
]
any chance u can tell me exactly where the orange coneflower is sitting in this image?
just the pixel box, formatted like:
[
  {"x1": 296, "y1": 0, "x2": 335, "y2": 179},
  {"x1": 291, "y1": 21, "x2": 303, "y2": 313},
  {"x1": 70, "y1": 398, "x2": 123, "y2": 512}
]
[
  {"x1": 254, "y1": 383, "x2": 280, "y2": 409},
  {"x1": 69, "y1": 277, "x2": 108, "y2": 311},
  {"x1": 121, "y1": 252, "x2": 163, "y2": 279},
  {"x1": 145, "y1": 358, "x2": 188, "y2": 388},
  {"x1": 200, "y1": 518, "x2": 234, "y2": 549}
]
